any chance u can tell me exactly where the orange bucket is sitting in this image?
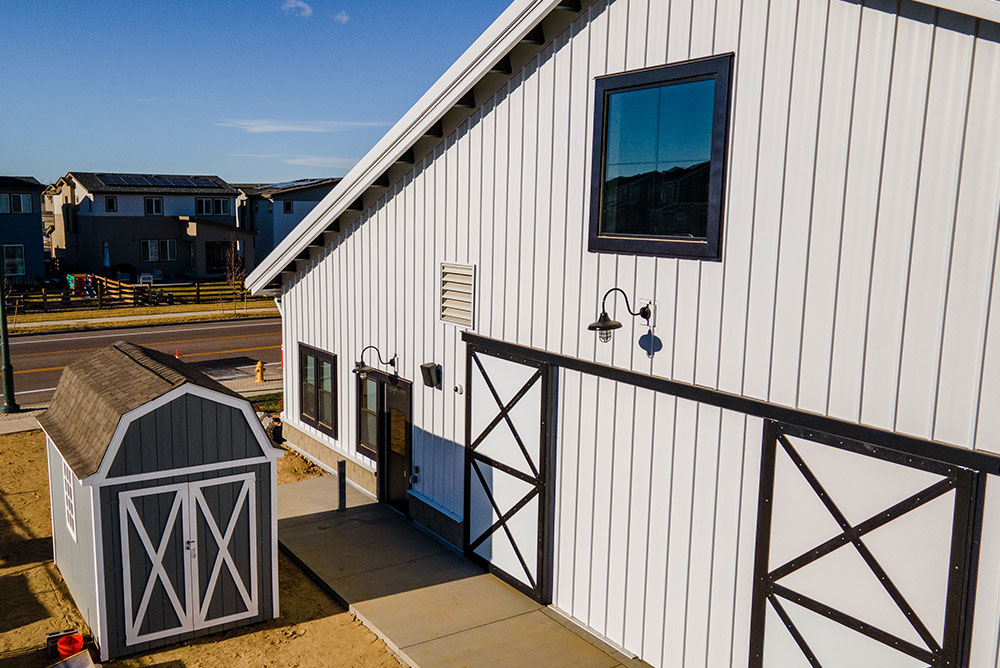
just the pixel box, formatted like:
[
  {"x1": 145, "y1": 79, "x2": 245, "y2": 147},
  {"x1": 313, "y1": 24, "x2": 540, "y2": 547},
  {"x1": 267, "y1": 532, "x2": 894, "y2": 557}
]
[{"x1": 56, "y1": 633, "x2": 84, "y2": 658}]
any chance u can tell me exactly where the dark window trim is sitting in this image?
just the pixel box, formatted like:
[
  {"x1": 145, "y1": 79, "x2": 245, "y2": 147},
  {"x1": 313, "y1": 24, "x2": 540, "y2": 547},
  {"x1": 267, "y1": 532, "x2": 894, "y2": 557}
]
[
  {"x1": 299, "y1": 343, "x2": 338, "y2": 439},
  {"x1": 105, "y1": 195, "x2": 117, "y2": 212},
  {"x1": 283, "y1": 200, "x2": 293, "y2": 214},
  {"x1": 588, "y1": 53, "x2": 734, "y2": 261}
]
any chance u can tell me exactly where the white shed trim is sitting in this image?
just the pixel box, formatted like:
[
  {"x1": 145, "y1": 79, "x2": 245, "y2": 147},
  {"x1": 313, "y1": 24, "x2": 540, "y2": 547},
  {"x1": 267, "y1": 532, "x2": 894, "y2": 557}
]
[
  {"x1": 246, "y1": 0, "x2": 573, "y2": 292},
  {"x1": 80, "y1": 383, "x2": 281, "y2": 487}
]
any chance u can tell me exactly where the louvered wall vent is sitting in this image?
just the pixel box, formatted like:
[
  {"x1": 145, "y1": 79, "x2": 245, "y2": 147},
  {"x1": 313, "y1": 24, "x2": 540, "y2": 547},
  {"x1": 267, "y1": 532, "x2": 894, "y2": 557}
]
[{"x1": 441, "y1": 263, "x2": 475, "y2": 328}]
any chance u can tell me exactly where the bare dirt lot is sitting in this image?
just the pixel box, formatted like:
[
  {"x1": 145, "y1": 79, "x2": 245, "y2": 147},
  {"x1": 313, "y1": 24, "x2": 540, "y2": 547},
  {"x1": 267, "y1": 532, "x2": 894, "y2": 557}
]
[{"x1": 0, "y1": 430, "x2": 402, "y2": 668}]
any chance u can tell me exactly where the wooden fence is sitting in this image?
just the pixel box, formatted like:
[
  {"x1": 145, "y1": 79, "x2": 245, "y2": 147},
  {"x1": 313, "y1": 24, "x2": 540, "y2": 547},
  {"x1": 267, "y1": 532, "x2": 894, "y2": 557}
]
[{"x1": 5, "y1": 276, "x2": 255, "y2": 314}]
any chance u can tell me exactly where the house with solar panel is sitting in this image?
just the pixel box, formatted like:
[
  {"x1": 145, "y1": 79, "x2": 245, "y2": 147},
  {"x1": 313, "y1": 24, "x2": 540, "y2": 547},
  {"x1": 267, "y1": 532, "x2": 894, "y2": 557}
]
[
  {"x1": 234, "y1": 178, "x2": 340, "y2": 259},
  {"x1": 47, "y1": 172, "x2": 255, "y2": 280}
]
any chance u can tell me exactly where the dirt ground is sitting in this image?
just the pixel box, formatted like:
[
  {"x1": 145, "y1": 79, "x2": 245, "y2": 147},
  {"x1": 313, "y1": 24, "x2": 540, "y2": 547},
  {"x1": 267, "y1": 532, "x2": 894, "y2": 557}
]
[{"x1": 0, "y1": 430, "x2": 402, "y2": 668}]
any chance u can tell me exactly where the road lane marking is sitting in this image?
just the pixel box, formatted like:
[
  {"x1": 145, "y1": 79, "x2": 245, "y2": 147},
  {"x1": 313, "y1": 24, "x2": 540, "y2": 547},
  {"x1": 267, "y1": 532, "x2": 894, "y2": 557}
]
[
  {"x1": 12, "y1": 331, "x2": 282, "y2": 359},
  {"x1": 14, "y1": 366, "x2": 65, "y2": 375},
  {"x1": 13, "y1": 344, "x2": 282, "y2": 374},
  {"x1": 11, "y1": 319, "x2": 281, "y2": 345}
]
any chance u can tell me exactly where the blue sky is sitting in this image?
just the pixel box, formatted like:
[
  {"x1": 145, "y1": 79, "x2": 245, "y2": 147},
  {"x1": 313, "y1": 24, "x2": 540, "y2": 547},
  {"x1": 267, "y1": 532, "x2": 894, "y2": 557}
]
[{"x1": 0, "y1": 1, "x2": 510, "y2": 185}]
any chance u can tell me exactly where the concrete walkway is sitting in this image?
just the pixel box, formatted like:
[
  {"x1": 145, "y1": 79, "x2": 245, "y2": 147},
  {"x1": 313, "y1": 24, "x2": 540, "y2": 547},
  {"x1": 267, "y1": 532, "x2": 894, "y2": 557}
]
[
  {"x1": 10, "y1": 306, "x2": 278, "y2": 331},
  {"x1": 278, "y1": 476, "x2": 650, "y2": 668}
]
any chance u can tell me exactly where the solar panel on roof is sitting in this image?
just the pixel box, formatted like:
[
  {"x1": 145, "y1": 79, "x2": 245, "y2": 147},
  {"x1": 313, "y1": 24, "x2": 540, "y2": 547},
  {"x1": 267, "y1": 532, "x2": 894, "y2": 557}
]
[
  {"x1": 120, "y1": 175, "x2": 147, "y2": 186},
  {"x1": 99, "y1": 174, "x2": 127, "y2": 185},
  {"x1": 191, "y1": 177, "x2": 218, "y2": 188},
  {"x1": 167, "y1": 177, "x2": 195, "y2": 187},
  {"x1": 147, "y1": 176, "x2": 170, "y2": 186}
]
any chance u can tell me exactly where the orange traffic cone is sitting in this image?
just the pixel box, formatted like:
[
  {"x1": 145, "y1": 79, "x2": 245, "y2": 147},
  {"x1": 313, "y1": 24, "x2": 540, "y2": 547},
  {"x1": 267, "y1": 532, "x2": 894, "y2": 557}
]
[{"x1": 175, "y1": 349, "x2": 181, "y2": 359}]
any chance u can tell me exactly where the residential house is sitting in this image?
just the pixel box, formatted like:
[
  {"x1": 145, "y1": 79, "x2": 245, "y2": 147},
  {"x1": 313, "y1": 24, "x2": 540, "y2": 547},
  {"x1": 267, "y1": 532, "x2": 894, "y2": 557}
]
[
  {"x1": 235, "y1": 178, "x2": 340, "y2": 259},
  {"x1": 48, "y1": 172, "x2": 255, "y2": 280},
  {"x1": 0, "y1": 176, "x2": 46, "y2": 283},
  {"x1": 248, "y1": 1, "x2": 1000, "y2": 667}
]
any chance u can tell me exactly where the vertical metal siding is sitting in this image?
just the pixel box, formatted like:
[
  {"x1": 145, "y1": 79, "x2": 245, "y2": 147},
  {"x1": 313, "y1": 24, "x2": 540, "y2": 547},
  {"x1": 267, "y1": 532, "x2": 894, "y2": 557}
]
[{"x1": 279, "y1": 0, "x2": 1000, "y2": 664}]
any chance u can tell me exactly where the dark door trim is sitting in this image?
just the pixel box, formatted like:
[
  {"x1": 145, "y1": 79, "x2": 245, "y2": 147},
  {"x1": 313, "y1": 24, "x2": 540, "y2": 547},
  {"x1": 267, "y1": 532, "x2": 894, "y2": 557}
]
[
  {"x1": 356, "y1": 369, "x2": 413, "y2": 512},
  {"x1": 748, "y1": 421, "x2": 985, "y2": 668},
  {"x1": 460, "y1": 332, "x2": 1000, "y2": 474},
  {"x1": 463, "y1": 342, "x2": 559, "y2": 604}
]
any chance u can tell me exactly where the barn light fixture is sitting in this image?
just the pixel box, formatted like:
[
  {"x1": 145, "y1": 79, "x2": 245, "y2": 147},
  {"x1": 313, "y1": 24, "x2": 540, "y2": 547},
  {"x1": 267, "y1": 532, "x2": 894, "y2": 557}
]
[
  {"x1": 588, "y1": 287, "x2": 651, "y2": 343},
  {"x1": 352, "y1": 345, "x2": 397, "y2": 379}
]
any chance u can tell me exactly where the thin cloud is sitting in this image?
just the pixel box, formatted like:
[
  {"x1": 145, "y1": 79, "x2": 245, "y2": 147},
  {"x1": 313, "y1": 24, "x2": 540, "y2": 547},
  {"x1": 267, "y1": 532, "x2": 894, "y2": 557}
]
[
  {"x1": 231, "y1": 153, "x2": 357, "y2": 169},
  {"x1": 216, "y1": 118, "x2": 389, "y2": 133},
  {"x1": 281, "y1": 0, "x2": 313, "y2": 18},
  {"x1": 333, "y1": 10, "x2": 350, "y2": 24},
  {"x1": 284, "y1": 155, "x2": 356, "y2": 168}
]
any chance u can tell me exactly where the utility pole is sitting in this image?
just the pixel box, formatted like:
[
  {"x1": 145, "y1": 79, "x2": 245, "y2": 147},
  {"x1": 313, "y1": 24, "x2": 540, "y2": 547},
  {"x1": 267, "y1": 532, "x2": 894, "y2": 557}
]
[{"x1": 0, "y1": 277, "x2": 20, "y2": 413}]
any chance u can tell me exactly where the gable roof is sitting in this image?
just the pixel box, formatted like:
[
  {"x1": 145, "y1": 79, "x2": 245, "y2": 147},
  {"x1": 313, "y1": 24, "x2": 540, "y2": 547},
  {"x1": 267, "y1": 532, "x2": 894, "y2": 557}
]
[
  {"x1": 64, "y1": 172, "x2": 238, "y2": 196},
  {"x1": 246, "y1": 0, "x2": 582, "y2": 293},
  {"x1": 0, "y1": 176, "x2": 44, "y2": 192},
  {"x1": 38, "y1": 341, "x2": 244, "y2": 478}
]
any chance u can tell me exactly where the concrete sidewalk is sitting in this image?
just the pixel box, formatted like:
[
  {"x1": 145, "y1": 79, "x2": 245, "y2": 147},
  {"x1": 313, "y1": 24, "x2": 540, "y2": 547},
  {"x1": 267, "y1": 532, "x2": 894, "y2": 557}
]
[
  {"x1": 278, "y1": 476, "x2": 649, "y2": 668},
  {"x1": 10, "y1": 306, "x2": 278, "y2": 331}
]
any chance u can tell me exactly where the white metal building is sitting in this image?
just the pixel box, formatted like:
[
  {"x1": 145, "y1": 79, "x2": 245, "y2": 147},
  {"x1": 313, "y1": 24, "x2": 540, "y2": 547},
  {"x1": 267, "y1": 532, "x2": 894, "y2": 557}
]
[{"x1": 248, "y1": 0, "x2": 1000, "y2": 665}]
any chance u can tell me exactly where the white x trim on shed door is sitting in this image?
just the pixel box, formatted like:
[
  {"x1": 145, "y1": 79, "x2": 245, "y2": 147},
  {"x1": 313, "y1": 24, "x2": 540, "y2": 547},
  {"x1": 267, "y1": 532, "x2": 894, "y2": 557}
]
[
  {"x1": 190, "y1": 473, "x2": 259, "y2": 627},
  {"x1": 120, "y1": 482, "x2": 193, "y2": 645},
  {"x1": 119, "y1": 473, "x2": 259, "y2": 647}
]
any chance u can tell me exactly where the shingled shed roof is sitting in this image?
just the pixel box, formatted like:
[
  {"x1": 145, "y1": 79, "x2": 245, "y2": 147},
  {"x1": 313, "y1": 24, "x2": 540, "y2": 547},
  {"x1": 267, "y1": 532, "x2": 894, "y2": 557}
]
[{"x1": 38, "y1": 342, "x2": 243, "y2": 479}]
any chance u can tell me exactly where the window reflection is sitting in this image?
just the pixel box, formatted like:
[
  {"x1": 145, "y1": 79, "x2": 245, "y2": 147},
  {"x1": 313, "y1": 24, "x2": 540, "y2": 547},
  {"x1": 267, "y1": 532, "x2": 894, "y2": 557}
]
[{"x1": 601, "y1": 77, "x2": 715, "y2": 239}]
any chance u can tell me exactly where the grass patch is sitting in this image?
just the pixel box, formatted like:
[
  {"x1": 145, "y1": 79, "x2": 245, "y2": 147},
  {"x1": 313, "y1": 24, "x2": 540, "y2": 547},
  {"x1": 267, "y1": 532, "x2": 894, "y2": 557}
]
[
  {"x1": 251, "y1": 392, "x2": 283, "y2": 413},
  {"x1": 11, "y1": 298, "x2": 276, "y2": 324},
  {"x1": 10, "y1": 309, "x2": 278, "y2": 335}
]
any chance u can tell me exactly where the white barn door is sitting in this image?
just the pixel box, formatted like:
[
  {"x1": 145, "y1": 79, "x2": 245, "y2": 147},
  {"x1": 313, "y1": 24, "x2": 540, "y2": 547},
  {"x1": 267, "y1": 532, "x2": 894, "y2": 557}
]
[
  {"x1": 750, "y1": 422, "x2": 981, "y2": 667},
  {"x1": 465, "y1": 345, "x2": 555, "y2": 602},
  {"x1": 120, "y1": 474, "x2": 258, "y2": 646}
]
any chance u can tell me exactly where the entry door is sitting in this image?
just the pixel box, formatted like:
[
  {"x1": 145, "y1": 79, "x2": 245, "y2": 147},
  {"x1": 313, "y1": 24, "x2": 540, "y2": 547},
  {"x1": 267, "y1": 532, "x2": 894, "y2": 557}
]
[
  {"x1": 358, "y1": 373, "x2": 412, "y2": 514},
  {"x1": 465, "y1": 345, "x2": 555, "y2": 602},
  {"x1": 120, "y1": 473, "x2": 259, "y2": 646},
  {"x1": 384, "y1": 383, "x2": 412, "y2": 514},
  {"x1": 750, "y1": 422, "x2": 982, "y2": 668}
]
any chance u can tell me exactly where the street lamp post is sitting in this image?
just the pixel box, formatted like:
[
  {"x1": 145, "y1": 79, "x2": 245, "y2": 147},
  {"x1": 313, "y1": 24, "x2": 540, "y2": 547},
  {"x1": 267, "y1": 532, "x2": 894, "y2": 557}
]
[{"x1": 0, "y1": 277, "x2": 20, "y2": 413}]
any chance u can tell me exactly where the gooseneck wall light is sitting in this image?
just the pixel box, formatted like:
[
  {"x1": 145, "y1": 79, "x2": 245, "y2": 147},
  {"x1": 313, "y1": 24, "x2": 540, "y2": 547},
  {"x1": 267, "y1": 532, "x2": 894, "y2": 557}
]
[
  {"x1": 588, "y1": 287, "x2": 652, "y2": 343},
  {"x1": 352, "y1": 345, "x2": 398, "y2": 379}
]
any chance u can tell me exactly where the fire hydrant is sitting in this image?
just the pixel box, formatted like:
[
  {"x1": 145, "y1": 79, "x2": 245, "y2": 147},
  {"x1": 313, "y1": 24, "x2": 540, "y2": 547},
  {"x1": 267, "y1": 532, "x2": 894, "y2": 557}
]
[{"x1": 255, "y1": 360, "x2": 264, "y2": 383}]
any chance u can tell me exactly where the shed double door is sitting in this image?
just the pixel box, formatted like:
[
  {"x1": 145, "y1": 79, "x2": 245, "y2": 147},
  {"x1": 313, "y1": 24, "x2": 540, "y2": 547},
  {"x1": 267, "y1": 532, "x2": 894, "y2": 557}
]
[{"x1": 119, "y1": 472, "x2": 258, "y2": 646}]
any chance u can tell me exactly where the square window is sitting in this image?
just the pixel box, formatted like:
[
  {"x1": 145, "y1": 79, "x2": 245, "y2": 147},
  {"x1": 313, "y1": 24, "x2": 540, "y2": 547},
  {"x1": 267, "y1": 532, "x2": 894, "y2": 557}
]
[
  {"x1": 105, "y1": 196, "x2": 117, "y2": 212},
  {"x1": 0, "y1": 194, "x2": 8, "y2": 214},
  {"x1": 145, "y1": 197, "x2": 163, "y2": 216},
  {"x1": 196, "y1": 197, "x2": 210, "y2": 215},
  {"x1": 589, "y1": 54, "x2": 733, "y2": 260},
  {"x1": 10, "y1": 194, "x2": 30, "y2": 214},
  {"x1": 3, "y1": 245, "x2": 25, "y2": 276}
]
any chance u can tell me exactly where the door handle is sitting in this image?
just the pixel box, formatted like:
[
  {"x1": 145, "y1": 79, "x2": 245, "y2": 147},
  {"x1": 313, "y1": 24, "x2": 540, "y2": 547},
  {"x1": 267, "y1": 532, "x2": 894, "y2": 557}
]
[{"x1": 186, "y1": 539, "x2": 197, "y2": 558}]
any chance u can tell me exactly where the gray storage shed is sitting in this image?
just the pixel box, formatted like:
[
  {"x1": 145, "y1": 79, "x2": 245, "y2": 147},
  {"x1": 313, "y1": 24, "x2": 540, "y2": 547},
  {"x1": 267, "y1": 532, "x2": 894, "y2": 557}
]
[{"x1": 39, "y1": 341, "x2": 282, "y2": 661}]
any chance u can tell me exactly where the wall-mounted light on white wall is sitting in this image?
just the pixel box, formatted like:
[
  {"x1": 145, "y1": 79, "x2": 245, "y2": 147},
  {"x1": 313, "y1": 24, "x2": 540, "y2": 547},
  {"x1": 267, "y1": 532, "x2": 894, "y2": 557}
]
[
  {"x1": 587, "y1": 287, "x2": 652, "y2": 344},
  {"x1": 352, "y1": 345, "x2": 397, "y2": 379}
]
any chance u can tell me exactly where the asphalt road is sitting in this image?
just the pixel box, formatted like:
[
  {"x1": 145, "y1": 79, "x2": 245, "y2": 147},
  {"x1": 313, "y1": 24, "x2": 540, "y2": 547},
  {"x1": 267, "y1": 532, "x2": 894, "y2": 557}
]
[{"x1": 7, "y1": 317, "x2": 283, "y2": 406}]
